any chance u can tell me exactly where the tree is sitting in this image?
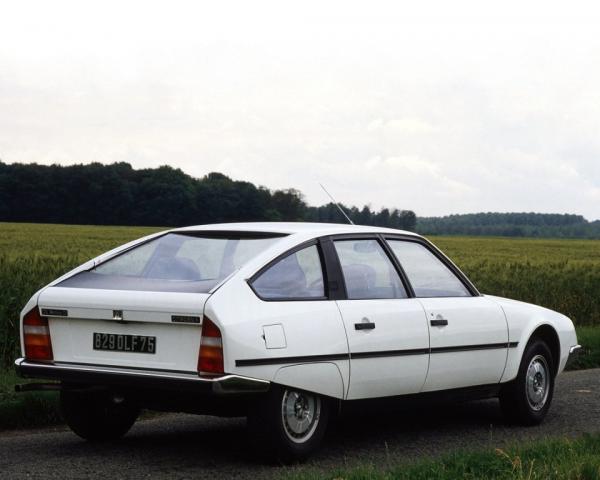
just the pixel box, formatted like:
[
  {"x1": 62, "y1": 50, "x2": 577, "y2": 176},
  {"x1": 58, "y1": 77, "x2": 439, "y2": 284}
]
[{"x1": 0, "y1": 161, "x2": 424, "y2": 231}]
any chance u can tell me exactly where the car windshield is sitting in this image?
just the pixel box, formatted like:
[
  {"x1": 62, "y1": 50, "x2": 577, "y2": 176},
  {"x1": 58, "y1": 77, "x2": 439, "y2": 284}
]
[{"x1": 58, "y1": 232, "x2": 284, "y2": 293}]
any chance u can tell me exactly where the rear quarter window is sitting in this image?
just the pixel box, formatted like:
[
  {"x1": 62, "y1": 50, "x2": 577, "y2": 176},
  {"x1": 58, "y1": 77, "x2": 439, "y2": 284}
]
[{"x1": 251, "y1": 244, "x2": 325, "y2": 300}]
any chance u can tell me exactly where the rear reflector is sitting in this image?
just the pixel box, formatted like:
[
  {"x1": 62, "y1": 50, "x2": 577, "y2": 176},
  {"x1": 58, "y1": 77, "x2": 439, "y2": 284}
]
[
  {"x1": 23, "y1": 307, "x2": 53, "y2": 362},
  {"x1": 198, "y1": 316, "x2": 224, "y2": 375}
]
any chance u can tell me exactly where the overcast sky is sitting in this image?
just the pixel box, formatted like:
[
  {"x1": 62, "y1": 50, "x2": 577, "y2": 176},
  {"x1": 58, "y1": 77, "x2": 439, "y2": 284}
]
[{"x1": 1, "y1": 1, "x2": 599, "y2": 219}]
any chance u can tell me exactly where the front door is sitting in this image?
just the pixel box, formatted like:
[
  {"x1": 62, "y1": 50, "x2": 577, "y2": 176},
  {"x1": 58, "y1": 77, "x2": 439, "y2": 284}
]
[
  {"x1": 417, "y1": 296, "x2": 509, "y2": 391},
  {"x1": 386, "y1": 239, "x2": 509, "y2": 392},
  {"x1": 331, "y1": 238, "x2": 430, "y2": 400}
]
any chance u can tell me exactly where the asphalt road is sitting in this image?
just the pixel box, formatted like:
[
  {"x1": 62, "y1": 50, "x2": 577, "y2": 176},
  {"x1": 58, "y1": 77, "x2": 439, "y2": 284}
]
[{"x1": 1, "y1": 368, "x2": 599, "y2": 479}]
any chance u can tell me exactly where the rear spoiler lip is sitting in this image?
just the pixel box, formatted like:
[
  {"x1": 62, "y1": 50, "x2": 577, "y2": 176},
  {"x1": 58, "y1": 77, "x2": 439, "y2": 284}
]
[{"x1": 14, "y1": 358, "x2": 269, "y2": 396}]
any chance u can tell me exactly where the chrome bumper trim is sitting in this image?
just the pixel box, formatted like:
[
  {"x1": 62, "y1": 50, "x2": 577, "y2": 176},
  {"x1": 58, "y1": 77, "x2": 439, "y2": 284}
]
[
  {"x1": 565, "y1": 344, "x2": 583, "y2": 369},
  {"x1": 14, "y1": 358, "x2": 270, "y2": 395}
]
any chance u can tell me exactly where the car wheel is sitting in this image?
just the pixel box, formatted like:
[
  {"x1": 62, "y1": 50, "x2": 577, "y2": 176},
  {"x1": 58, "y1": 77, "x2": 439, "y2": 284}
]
[
  {"x1": 248, "y1": 385, "x2": 330, "y2": 463},
  {"x1": 60, "y1": 388, "x2": 140, "y2": 441},
  {"x1": 499, "y1": 338, "x2": 555, "y2": 425}
]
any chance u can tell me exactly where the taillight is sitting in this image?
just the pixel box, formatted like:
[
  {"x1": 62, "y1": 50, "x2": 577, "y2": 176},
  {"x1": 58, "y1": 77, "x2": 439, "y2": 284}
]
[
  {"x1": 23, "y1": 307, "x2": 53, "y2": 362},
  {"x1": 198, "y1": 316, "x2": 224, "y2": 375}
]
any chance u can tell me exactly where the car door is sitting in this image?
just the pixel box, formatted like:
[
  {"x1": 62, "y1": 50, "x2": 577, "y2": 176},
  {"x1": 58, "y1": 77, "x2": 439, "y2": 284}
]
[
  {"x1": 327, "y1": 236, "x2": 430, "y2": 400},
  {"x1": 386, "y1": 238, "x2": 509, "y2": 392}
]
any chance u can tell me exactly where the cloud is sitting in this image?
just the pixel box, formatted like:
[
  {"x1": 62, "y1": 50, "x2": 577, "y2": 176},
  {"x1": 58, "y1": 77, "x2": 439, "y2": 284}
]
[
  {"x1": 0, "y1": 1, "x2": 599, "y2": 220},
  {"x1": 367, "y1": 118, "x2": 437, "y2": 135}
]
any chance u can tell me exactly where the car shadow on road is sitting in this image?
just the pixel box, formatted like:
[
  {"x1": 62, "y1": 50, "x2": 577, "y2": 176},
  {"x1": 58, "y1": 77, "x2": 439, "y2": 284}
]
[
  {"x1": 46, "y1": 398, "x2": 512, "y2": 471},
  {"x1": 326, "y1": 398, "x2": 509, "y2": 456}
]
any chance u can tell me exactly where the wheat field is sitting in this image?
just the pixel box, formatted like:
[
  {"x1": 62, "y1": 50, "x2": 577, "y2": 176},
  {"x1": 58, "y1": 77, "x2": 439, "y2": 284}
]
[{"x1": 1, "y1": 222, "x2": 599, "y2": 367}]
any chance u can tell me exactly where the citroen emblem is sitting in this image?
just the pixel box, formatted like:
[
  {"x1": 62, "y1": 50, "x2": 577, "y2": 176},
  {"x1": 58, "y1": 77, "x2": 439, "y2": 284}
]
[{"x1": 113, "y1": 310, "x2": 123, "y2": 321}]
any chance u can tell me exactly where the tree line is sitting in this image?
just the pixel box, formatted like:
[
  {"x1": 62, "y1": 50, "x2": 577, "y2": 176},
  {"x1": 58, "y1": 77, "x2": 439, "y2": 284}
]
[
  {"x1": 1, "y1": 162, "x2": 598, "y2": 238},
  {"x1": 0, "y1": 162, "x2": 417, "y2": 230},
  {"x1": 417, "y1": 212, "x2": 600, "y2": 238}
]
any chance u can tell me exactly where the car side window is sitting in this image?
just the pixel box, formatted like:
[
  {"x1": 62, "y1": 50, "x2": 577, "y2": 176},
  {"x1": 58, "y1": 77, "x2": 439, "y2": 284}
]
[
  {"x1": 252, "y1": 245, "x2": 325, "y2": 299},
  {"x1": 387, "y1": 240, "x2": 470, "y2": 297},
  {"x1": 333, "y1": 239, "x2": 407, "y2": 300}
]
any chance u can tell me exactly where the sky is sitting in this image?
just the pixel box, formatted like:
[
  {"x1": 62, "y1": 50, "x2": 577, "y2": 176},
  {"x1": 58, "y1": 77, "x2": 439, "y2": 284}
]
[{"x1": 1, "y1": 1, "x2": 599, "y2": 220}]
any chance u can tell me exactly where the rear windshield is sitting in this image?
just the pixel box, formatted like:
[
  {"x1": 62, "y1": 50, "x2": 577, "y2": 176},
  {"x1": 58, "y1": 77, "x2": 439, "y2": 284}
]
[{"x1": 58, "y1": 232, "x2": 284, "y2": 293}]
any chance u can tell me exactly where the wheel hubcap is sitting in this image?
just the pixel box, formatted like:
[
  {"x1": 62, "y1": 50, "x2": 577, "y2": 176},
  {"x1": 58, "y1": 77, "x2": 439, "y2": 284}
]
[
  {"x1": 281, "y1": 389, "x2": 321, "y2": 443},
  {"x1": 526, "y1": 355, "x2": 550, "y2": 411}
]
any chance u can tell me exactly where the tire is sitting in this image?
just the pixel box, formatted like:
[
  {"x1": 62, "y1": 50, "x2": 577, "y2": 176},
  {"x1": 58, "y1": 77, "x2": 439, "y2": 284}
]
[
  {"x1": 499, "y1": 338, "x2": 555, "y2": 425},
  {"x1": 247, "y1": 385, "x2": 330, "y2": 463},
  {"x1": 60, "y1": 388, "x2": 140, "y2": 441}
]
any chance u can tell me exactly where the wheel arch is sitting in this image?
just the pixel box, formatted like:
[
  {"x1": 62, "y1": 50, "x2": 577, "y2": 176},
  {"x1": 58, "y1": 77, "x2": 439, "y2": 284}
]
[
  {"x1": 272, "y1": 362, "x2": 346, "y2": 399},
  {"x1": 501, "y1": 319, "x2": 562, "y2": 384},
  {"x1": 528, "y1": 324, "x2": 561, "y2": 377}
]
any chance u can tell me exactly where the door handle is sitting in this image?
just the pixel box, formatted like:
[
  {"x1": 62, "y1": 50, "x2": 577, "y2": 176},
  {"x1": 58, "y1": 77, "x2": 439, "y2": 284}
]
[
  {"x1": 430, "y1": 318, "x2": 448, "y2": 327},
  {"x1": 355, "y1": 321, "x2": 376, "y2": 330}
]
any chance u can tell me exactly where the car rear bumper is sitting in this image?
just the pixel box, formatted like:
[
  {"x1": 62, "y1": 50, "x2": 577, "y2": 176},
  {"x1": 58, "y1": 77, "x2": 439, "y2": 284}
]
[{"x1": 14, "y1": 358, "x2": 270, "y2": 396}]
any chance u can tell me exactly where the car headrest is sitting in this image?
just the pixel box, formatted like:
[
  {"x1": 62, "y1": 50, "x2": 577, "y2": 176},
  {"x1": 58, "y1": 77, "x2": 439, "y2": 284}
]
[
  {"x1": 343, "y1": 263, "x2": 377, "y2": 298},
  {"x1": 146, "y1": 256, "x2": 202, "y2": 281},
  {"x1": 272, "y1": 254, "x2": 308, "y2": 295}
]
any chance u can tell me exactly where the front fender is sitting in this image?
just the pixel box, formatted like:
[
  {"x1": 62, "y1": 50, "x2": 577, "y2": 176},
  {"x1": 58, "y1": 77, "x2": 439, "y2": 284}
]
[{"x1": 487, "y1": 296, "x2": 577, "y2": 382}]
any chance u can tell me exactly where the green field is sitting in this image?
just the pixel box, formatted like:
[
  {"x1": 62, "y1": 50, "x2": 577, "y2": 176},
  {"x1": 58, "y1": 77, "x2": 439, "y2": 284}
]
[
  {"x1": 1, "y1": 222, "x2": 600, "y2": 369},
  {"x1": 0, "y1": 223, "x2": 161, "y2": 366},
  {"x1": 433, "y1": 236, "x2": 600, "y2": 327}
]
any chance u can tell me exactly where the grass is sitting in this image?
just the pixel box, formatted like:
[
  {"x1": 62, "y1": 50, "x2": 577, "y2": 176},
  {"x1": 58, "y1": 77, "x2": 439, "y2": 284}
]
[
  {"x1": 0, "y1": 223, "x2": 162, "y2": 367},
  {"x1": 432, "y1": 236, "x2": 600, "y2": 328},
  {"x1": 285, "y1": 434, "x2": 600, "y2": 480},
  {"x1": 569, "y1": 326, "x2": 600, "y2": 371},
  {"x1": 0, "y1": 222, "x2": 161, "y2": 260},
  {"x1": 1, "y1": 223, "x2": 599, "y2": 368},
  {"x1": 0, "y1": 369, "x2": 61, "y2": 430}
]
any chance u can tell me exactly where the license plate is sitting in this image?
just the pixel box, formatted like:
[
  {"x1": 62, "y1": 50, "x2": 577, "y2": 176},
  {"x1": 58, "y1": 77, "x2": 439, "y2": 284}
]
[{"x1": 93, "y1": 333, "x2": 156, "y2": 354}]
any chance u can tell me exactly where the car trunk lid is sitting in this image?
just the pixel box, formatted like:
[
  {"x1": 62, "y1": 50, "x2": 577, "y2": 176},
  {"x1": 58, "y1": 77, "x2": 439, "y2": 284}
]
[{"x1": 37, "y1": 286, "x2": 209, "y2": 372}]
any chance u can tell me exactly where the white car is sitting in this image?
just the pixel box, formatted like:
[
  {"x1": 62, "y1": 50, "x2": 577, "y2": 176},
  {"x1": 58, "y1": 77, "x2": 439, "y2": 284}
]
[{"x1": 15, "y1": 223, "x2": 580, "y2": 461}]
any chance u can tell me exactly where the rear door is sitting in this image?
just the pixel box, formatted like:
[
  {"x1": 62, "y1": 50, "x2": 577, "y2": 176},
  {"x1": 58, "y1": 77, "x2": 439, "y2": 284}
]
[
  {"x1": 328, "y1": 237, "x2": 430, "y2": 400},
  {"x1": 386, "y1": 238, "x2": 509, "y2": 392}
]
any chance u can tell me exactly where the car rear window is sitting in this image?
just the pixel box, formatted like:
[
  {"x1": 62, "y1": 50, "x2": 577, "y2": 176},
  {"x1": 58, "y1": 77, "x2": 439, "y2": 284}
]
[{"x1": 58, "y1": 232, "x2": 284, "y2": 293}]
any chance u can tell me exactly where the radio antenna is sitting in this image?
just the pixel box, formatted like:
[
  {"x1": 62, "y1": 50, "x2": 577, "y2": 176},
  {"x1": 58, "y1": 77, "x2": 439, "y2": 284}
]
[{"x1": 319, "y1": 183, "x2": 354, "y2": 225}]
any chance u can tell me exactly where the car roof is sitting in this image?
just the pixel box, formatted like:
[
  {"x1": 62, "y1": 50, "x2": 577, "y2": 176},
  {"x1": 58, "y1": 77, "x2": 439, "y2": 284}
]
[{"x1": 172, "y1": 222, "x2": 420, "y2": 237}]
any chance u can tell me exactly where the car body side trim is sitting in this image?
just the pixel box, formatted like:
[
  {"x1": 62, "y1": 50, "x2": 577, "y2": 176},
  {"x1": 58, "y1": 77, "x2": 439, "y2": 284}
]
[
  {"x1": 235, "y1": 342, "x2": 519, "y2": 367},
  {"x1": 431, "y1": 342, "x2": 518, "y2": 354},
  {"x1": 350, "y1": 348, "x2": 430, "y2": 359},
  {"x1": 236, "y1": 353, "x2": 349, "y2": 367}
]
